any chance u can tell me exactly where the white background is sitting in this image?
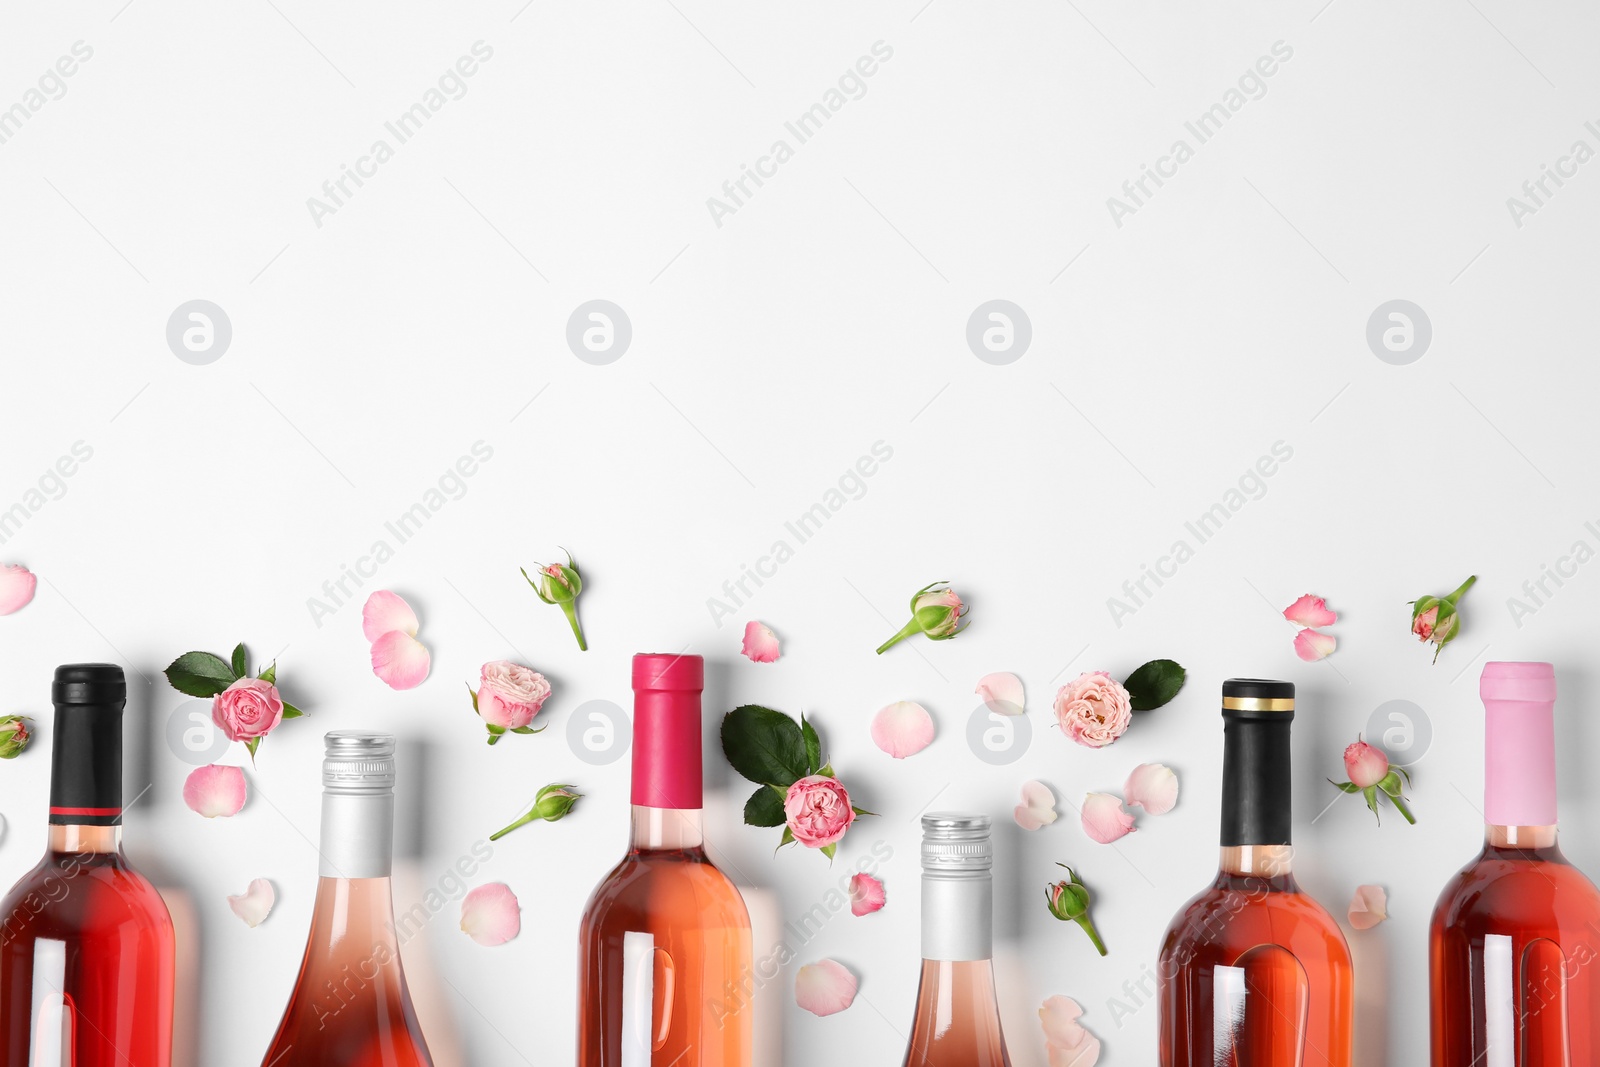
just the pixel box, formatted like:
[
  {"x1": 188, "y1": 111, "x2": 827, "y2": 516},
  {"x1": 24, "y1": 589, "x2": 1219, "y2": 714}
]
[{"x1": 3, "y1": 1, "x2": 1600, "y2": 1064}]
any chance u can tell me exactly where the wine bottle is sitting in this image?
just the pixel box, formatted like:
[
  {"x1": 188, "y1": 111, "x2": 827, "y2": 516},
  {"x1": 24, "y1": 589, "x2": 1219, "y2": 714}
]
[
  {"x1": 900, "y1": 813, "x2": 1012, "y2": 1067},
  {"x1": 0, "y1": 664, "x2": 176, "y2": 1067},
  {"x1": 1430, "y1": 661, "x2": 1600, "y2": 1064},
  {"x1": 1157, "y1": 678, "x2": 1353, "y2": 1066},
  {"x1": 577, "y1": 653, "x2": 752, "y2": 1066},
  {"x1": 260, "y1": 732, "x2": 433, "y2": 1067}
]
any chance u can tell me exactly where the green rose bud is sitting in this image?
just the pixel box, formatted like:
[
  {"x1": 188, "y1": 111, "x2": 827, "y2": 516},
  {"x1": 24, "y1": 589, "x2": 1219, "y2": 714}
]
[
  {"x1": 490, "y1": 783, "x2": 583, "y2": 841},
  {"x1": 0, "y1": 715, "x2": 31, "y2": 759},
  {"x1": 1409, "y1": 575, "x2": 1475, "y2": 664},
  {"x1": 522, "y1": 550, "x2": 587, "y2": 651},
  {"x1": 876, "y1": 581, "x2": 968, "y2": 655},
  {"x1": 1045, "y1": 864, "x2": 1107, "y2": 956}
]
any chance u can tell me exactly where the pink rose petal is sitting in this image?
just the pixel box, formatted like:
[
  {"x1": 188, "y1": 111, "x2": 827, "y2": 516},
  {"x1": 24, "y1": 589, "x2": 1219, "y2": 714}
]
[
  {"x1": 371, "y1": 630, "x2": 431, "y2": 690},
  {"x1": 1081, "y1": 792, "x2": 1135, "y2": 844},
  {"x1": 740, "y1": 620, "x2": 780, "y2": 663},
  {"x1": 795, "y1": 958, "x2": 857, "y2": 1017},
  {"x1": 183, "y1": 764, "x2": 247, "y2": 818},
  {"x1": 1349, "y1": 884, "x2": 1388, "y2": 930},
  {"x1": 848, "y1": 872, "x2": 885, "y2": 916},
  {"x1": 362, "y1": 590, "x2": 419, "y2": 643},
  {"x1": 1040, "y1": 996, "x2": 1101, "y2": 1066},
  {"x1": 870, "y1": 700, "x2": 934, "y2": 759},
  {"x1": 1293, "y1": 628, "x2": 1337, "y2": 662},
  {"x1": 228, "y1": 878, "x2": 275, "y2": 928},
  {"x1": 1123, "y1": 763, "x2": 1179, "y2": 816},
  {"x1": 0, "y1": 564, "x2": 37, "y2": 616},
  {"x1": 1283, "y1": 593, "x2": 1337, "y2": 629},
  {"x1": 461, "y1": 882, "x2": 521, "y2": 946},
  {"x1": 976, "y1": 672, "x2": 1025, "y2": 716},
  {"x1": 1014, "y1": 779, "x2": 1058, "y2": 831}
]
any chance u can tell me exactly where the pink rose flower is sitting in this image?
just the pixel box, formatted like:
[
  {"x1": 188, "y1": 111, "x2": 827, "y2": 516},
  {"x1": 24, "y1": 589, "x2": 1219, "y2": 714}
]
[
  {"x1": 1412, "y1": 606, "x2": 1437, "y2": 642},
  {"x1": 783, "y1": 774, "x2": 857, "y2": 849},
  {"x1": 1053, "y1": 671, "x2": 1133, "y2": 749},
  {"x1": 212, "y1": 677, "x2": 285, "y2": 742},
  {"x1": 1344, "y1": 739, "x2": 1389, "y2": 789},
  {"x1": 476, "y1": 660, "x2": 551, "y2": 730}
]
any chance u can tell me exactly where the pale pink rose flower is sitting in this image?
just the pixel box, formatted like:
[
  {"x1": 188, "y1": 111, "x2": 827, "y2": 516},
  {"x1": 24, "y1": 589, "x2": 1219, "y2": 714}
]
[
  {"x1": 1123, "y1": 763, "x2": 1179, "y2": 815},
  {"x1": 361, "y1": 590, "x2": 419, "y2": 643},
  {"x1": 184, "y1": 764, "x2": 247, "y2": 818},
  {"x1": 1081, "y1": 792, "x2": 1135, "y2": 844},
  {"x1": 1014, "y1": 780, "x2": 1058, "y2": 831},
  {"x1": 976, "y1": 671, "x2": 1025, "y2": 716},
  {"x1": 795, "y1": 959, "x2": 857, "y2": 1016},
  {"x1": 476, "y1": 660, "x2": 551, "y2": 729},
  {"x1": 228, "y1": 878, "x2": 275, "y2": 927},
  {"x1": 1053, "y1": 672, "x2": 1133, "y2": 748},
  {"x1": 1294, "y1": 628, "x2": 1337, "y2": 661},
  {"x1": 1349, "y1": 884, "x2": 1388, "y2": 930},
  {"x1": 740, "y1": 620, "x2": 780, "y2": 663},
  {"x1": 848, "y1": 872, "x2": 885, "y2": 916},
  {"x1": 1344, "y1": 740, "x2": 1389, "y2": 789},
  {"x1": 1413, "y1": 606, "x2": 1439, "y2": 641},
  {"x1": 1040, "y1": 995, "x2": 1101, "y2": 1066},
  {"x1": 371, "y1": 630, "x2": 431, "y2": 690},
  {"x1": 460, "y1": 882, "x2": 521, "y2": 946},
  {"x1": 212, "y1": 677, "x2": 285, "y2": 742},
  {"x1": 0, "y1": 564, "x2": 36, "y2": 616},
  {"x1": 870, "y1": 700, "x2": 935, "y2": 759},
  {"x1": 783, "y1": 774, "x2": 857, "y2": 848},
  {"x1": 1283, "y1": 593, "x2": 1337, "y2": 628}
]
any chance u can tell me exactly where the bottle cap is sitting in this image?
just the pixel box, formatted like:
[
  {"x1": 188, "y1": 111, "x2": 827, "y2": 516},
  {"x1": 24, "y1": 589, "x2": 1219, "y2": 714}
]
[
  {"x1": 631, "y1": 653, "x2": 704, "y2": 810},
  {"x1": 53, "y1": 663, "x2": 126, "y2": 706},
  {"x1": 1221, "y1": 678, "x2": 1295, "y2": 716},
  {"x1": 1482, "y1": 662, "x2": 1558, "y2": 826},
  {"x1": 920, "y1": 812, "x2": 992, "y2": 873},
  {"x1": 323, "y1": 731, "x2": 397, "y2": 795}
]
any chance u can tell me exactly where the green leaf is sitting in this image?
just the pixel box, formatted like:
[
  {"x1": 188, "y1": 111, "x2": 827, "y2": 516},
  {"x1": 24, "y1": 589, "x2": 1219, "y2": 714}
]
[
  {"x1": 1330, "y1": 780, "x2": 1361, "y2": 794},
  {"x1": 258, "y1": 662, "x2": 277, "y2": 685},
  {"x1": 744, "y1": 786, "x2": 786, "y2": 827},
  {"x1": 801, "y1": 716, "x2": 822, "y2": 776},
  {"x1": 1124, "y1": 659, "x2": 1186, "y2": 711},
  {"x1": 245, "y1": 736, "x2": 262, "y2": 761},
  {"x1": 230, "y1": 644, "x2": 247, "y2": 679},
  {"x1": 164, "y1": 652, "x2": 236, "y2": 698},
  {"x1": 820, "y1": 843, "x2": 837, "y2": 861},
  {"x1": 720, "y1": 705, "x2": 809, "y2": 787},
  {"x1": 281, "y1": 702, "x2": 304, "y2": 719}
]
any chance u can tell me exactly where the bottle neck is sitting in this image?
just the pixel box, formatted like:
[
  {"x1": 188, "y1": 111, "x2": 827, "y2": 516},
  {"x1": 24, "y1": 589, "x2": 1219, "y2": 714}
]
[
  {"x1": 629, "y1": 805, "x2": 704, "y2": 850},
  {"x1": 319, "y1": 789, "x2": 395, "y2": 879},
  {"x1": 1218, "y1": 844, "x2": 1294, "y2": 877},
  {"x1": 630, "y1": 686, "x2": 704, "y2": 810},
  {"x1": 1486, "y1": 823, "x2": 1558, "y2": 849},
  {"x1": 921, "y1": 870, "x2": 992, "y2": 962},
  {"x1": 906, "y1": 958, "x2": 1007, "y2": 1053},
  {"x1": 48, "y1": 823, "x2": 122, "y2": 854},
  {"x1": 1484, "y1": 697, "x2": 1558, "y2": 826},
  {"x1": 1219, "y1": 711, "x2": 1293, "y2": 847}
]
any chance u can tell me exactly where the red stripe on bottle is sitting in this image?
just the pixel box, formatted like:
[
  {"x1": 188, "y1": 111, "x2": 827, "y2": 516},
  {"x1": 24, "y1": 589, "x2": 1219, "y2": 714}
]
[{"x1": 49, "y1": 806, "x2": 122, "y2": 816}]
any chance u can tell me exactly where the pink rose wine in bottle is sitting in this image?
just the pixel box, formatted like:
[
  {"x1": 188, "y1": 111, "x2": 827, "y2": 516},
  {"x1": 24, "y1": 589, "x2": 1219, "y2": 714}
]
[
  {"x1": 1430, "y1": 662, "x2": 1600, "y2": 1065},
  {"x1": 1158, "y1": 679, "x2": 1353, "y2": 1066},
  {"x1": 260, "y1": 732, "x2": 433, "y2": 1067},
  {"x1": 577, "y1": 654, "x2": 753, "y2": 1066},
  {"x1": 0, "y1": 664, "x2": 176, "y2": 1067},
  {"x1": 900, "y1": 814, "x2": 1012, "y2": 1067}
]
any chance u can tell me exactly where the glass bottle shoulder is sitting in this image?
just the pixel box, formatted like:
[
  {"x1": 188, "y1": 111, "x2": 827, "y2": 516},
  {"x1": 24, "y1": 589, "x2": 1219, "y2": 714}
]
[
  {"x1": 1160, "y1": 871, "x2": 1351, "y2": 967},
  {"x1": 1431, "y1": 842, "x2": 1600, "y2": 931},
  {"x1": 581, "y1": 847, "x2": 750, "y2": 930}
]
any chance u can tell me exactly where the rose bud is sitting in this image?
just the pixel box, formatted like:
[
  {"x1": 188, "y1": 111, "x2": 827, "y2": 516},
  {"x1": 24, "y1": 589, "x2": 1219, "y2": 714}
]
[
  {"x1": 1044, "y1": 864, "x2": 1107, "y2": 956},
  {"x1": 876, "y1": 581, "x2": 968, "y2": 655},
  {"x1": 522, "y1": 550, "x2": 587, "y2": 651},
  {"x1": 1331, "y1": 736, "x2": 1415, "y2": 825},
  {"x1": 490, "y1": 783, "x2": 583, "y2": 841},
  {"x1": 1344, "y1": 740, "x2": 1389, "y2": 789},
  {"x1": 0, "y1": 715, "x2": 32, "y2": 759},
  {"x1": 1409, "y1": 575, "x2": 1476, "y2": 664}
]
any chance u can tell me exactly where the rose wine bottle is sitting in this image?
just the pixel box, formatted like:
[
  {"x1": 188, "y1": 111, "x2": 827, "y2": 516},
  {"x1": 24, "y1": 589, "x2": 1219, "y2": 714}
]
[
  {"x1": 0, "y1": 664, "x2": 176, "y2": 1067},
  {"x1": 260, "y1": 732, "x2": 433, "y2": 1067},
  {"x1": 1157, "y1": 679, "x2": 1353, "y2": 1066},
  {"x1": 900, "y1": 813, "x2": 1012, "y2": 1067},
  {"x1": 577, "y1": 653, "x2": 753, "y2": 1066},
  {"x1": 1430, "y1": 661, "x2": 1600, "y2": 1065}
]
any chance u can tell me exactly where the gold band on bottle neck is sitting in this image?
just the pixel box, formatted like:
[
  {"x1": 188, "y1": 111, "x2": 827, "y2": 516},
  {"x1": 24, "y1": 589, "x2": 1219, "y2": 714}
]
[{"x1": 1221, "y1": 696, "x2": 1295, "y2": 712}]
